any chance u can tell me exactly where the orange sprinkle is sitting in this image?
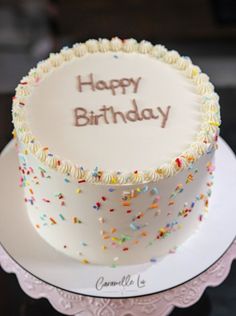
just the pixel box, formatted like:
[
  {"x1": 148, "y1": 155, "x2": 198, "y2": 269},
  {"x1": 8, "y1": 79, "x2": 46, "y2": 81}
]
[
  {"x1": 111, "y1": 227, "x2": 117, "y2": 234},
  {"x1": 168, "y1": 201, "x2": 174, "y2": 206},
  {"x1": 29, "y1": 188, "x2": 34, "y2": 195},
  {"x1": 133, "y1": 240, "x2": 139, "y2": 245},
  {"x1": 35, "y1": 224, "x2": 40, "y2": 229},
  {"x1": 141, "y1": 231, "x2": 148, "y2": 237},
  {"x1": 123, "y1": 247, "x2": 129, "y2": 251},
  {"x1": 103, "y1": 235, "x2": 110, "y2": 240},
  {"x1": 122, "y1": 201, "x2": 131, "y2": 207},
  {"x1": 43, "y1": 147, "x2": 49, "y2": 151},
  {"x1": 149, "y1": 203, "x2": 158, "y2": 209}
]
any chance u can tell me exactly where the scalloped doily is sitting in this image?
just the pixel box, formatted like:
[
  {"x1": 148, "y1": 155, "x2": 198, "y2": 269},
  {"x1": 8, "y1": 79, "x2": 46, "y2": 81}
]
[{"x1": 0, "y1": 240, "x2": 235, "y2": 316}]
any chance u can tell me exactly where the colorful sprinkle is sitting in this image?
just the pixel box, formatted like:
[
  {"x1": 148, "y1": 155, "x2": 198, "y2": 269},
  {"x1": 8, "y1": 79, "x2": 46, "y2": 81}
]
[
  {"x1": 151, "y1": 187, "x2": 159, "y2": 195},
  {"x1": 59, "y1": 214, "x2": 65, "y2": 221},
  {"x1": 50, "y1": 217, "x2": 57, "y2": 224}
]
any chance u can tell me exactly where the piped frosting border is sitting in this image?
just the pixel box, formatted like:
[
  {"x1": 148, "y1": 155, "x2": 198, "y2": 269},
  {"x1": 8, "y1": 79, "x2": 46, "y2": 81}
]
[{"x1": 12, "y1": 38, "x2": 221, "y2": 185}]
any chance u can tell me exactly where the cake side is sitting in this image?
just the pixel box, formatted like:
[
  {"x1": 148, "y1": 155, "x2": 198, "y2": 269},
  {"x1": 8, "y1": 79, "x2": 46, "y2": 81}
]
[
  {"x1": 12, "y1": 38, "x2": 221, "y2": 185},
  {"x1": 17, "y1": 140, "x2": 215, "y2": 265}
]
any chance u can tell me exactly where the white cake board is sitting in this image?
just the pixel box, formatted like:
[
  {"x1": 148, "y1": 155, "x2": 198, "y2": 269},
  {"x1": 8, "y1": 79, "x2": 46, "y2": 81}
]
[{"x1": 0, "y1": 138, "x2": 235, "y2": 299}]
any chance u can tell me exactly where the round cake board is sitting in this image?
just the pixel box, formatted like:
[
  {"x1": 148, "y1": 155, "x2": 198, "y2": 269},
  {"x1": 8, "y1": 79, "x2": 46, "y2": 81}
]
[{"x1": 0, "y1": 138, "x2": 235, "y2": 299}]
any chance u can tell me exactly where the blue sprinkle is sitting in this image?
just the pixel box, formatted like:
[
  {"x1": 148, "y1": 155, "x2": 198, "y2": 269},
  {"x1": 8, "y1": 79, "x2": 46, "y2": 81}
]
[
  {"x1": 151, "y1": 187, "x2": 159, "y2": 195},
  {"x1": 113, "y1": 55, "x2": 118, "y2": 59},
  {"x1": 191, "y1": 202, "x2": 195, "y2": 208},
  {"x1": 64, "y1": 178, "x2": 70, "y2": 183},
  {"x1": 109, "y1": 188, "x2": 115, "y2": 192},
  {"x1": 130, "y1": 222, "x2": 140, "y2": 231},
  {"x1": 142, "y1": 185, "x2": 149, "y2": 193},
  {"x1": 150, "y1": 257, "x2": 157, "y2": 263}
]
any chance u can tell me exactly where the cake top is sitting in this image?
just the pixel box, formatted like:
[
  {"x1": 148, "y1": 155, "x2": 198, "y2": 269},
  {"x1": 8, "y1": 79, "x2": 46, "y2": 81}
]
[{"x1": 12, "y1": 38, "x2": 220, "y2": 184}]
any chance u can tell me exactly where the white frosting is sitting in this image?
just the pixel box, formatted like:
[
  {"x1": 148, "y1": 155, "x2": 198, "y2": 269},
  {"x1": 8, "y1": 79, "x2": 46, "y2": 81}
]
[{"x1": 26, "y1": 52, "x2": 200, "y2": 172}]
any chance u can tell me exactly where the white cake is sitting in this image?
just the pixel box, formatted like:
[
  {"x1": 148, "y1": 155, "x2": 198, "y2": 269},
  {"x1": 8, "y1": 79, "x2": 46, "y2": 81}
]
[{"x1": 12, "y1": 38, "x2": 220, "y2": 266}]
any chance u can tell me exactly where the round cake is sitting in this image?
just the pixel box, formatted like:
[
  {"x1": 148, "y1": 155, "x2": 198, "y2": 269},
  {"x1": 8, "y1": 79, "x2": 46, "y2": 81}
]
[{"x1": 12, "y1": 38, "x2": 221, "y2": 266}]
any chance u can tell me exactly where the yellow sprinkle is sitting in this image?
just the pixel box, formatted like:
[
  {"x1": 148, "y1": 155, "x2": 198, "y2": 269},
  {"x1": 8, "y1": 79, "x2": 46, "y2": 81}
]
[
  {"x1": 102, "y1": 245, "x2": 107, "y2": 250},
  {"x1": 76, "y1": 188, "x2": 81, "y2": 194},
  {"x1": 111, "y1": 237, "x2": 119, "y2": 242},
  {"x1": 24, "y1": 149, "x2": 28, "y2": 155},
  {"x1": 111, "y1": 177, "x2": 117, "y2": 184},
  {"x1": 122, "y1": 201, "x2": 130, "y2": 207},
  {"x1": 192, "y1": 67, "x2": 199, "y2": 76},
  {"x1": 209, "y1": 121, "x2": 220, "y2": 127},
  {"x1": 81, "y1": 259, "x2": 89, "y2": 264},
  {"x1": 136, "y1": 187, "x2": 141, "y2": 192}
]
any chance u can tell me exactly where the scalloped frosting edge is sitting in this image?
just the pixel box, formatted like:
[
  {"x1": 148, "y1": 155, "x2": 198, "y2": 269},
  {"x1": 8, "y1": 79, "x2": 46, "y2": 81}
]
[{"x1": 12, "y1": 37, "x2": 221, "y2": 185}]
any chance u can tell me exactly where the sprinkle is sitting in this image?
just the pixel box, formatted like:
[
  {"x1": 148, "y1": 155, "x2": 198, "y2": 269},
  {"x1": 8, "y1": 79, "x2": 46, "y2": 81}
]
[
  {"x1": 43, "y1": 147, "x2": 49, "y2": 151},
  {"x1": 35, "y1": 224, "x2": 40, "y2": 229},
  {"x1": 101, "y1": 196, "x2": 107, "y2": 201},
  {"x1": 126, "y1": 210, "x2": 132, "y2": 214},
  {"x1": 109, "y1": 208, "x2": 115, "y2": 212},
  {"x1": 103, "y1": 235, "x2": 110, "y2": 240},
  {"x1": 175, "y1": 158, "x2": 182, "y2": 168},
  {"x1": 123, "y1": 247, "x2": 129, "y2": 251},
  {"x1": 76, "y1": 188, "x2": 81, "y2": 194},
  {"x1": 78, "y1": 179, "x2": 86, "y2": 183},
  {"x1": 99, "y1": 217, "x2": 105, "y2": 224},
  {"x1": 29, "y1": 188, "x2": 34, "y2": 195},
  {"x1": 199, "y1": 214, "x2": 203, "y2": 222},
  {"x1": 142, "y1": 185, "x2": 149, "y2": 193},
  {"x1": 122, "y1": 201, "x2": 130, "y2": 207},
  {"x1": 42, "y1": 198, "x2": 50, "y2": 203},
  {"x1": 151, "y1": 187, "x2": 159, "y2": 195},
  {"x1": 81, "y1": 259, "x2": 89, "y2": 264},
  {"x1": 81, "y1": 242, "x2": 87, "y2": 246},
  {"x1": 130, "y1": 222, "x2": 140, "y2": 231},
  {"x1": 50, "y1": 217, "x2": 57, "y2": 224},
  {"x1": 59, "y1": 214, "x2": 65, "y2": 221},
  {"x1": 102, "y1": 245, "x2": 107, "y2": 250},
  {"x1": 168, "y1": 200, "x2": 174, "y2": 206},
  {"x1": 149, "y1": 203, "x2": 158, "y2": 209},
  {"x1": 64, "y1": 178, "x2": 70, "y2": 183},
  {"x1": 141, "y1": 231, "x2": 148, "y2": 237},
  {"x1": 63, "y1": 245, "x2": 67, "y2": 249},
  {"x1": 113, "y1": 257, "x2": 119, "y2": 262},
  {"x1": 108, "y1": 188, "x2": 115, "y2": 192},
  {"x1": 209, "y1": 121, "x2": 220, "y2": 127},
  {"x1": 73, "y1": 217, "x2": 82, "y2": 224},
  {"x1": 111, "y1": 227, "x2": 117, "y2": 233}
]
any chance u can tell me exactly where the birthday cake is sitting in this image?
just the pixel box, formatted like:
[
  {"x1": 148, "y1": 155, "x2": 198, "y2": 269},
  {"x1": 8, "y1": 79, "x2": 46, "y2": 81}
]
[{"x1": 12, "y1": 38, "x2": 221, "y2": 266}]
